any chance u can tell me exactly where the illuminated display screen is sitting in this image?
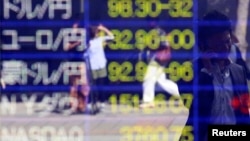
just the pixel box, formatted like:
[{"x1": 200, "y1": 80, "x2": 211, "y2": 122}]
[{"x1": 1, "y1": 0, "x2": 250, "y2": 141}]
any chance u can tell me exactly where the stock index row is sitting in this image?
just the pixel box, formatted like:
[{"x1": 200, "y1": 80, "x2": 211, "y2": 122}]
[{"x1": 2, "y1": 0, "x2": 194, "y2": 20}]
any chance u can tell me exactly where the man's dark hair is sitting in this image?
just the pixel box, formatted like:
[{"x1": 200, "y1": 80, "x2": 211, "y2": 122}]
[
  {"x1": 198, "y1": 10, "x2": 232, "y2": 51},
  {"x1": 88, "y1": 26, "x2": 98, "y2": 39}
]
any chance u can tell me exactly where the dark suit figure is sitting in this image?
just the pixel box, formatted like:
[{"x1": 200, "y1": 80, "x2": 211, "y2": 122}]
[{"x1": 178, "y1": 10, "x2": 250, "y2": 141}]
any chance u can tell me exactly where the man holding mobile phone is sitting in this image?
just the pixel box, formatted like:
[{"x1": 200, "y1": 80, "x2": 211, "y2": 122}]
[{"x1": 179, "y1": 10, "x2": 250, "y2": 141}]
